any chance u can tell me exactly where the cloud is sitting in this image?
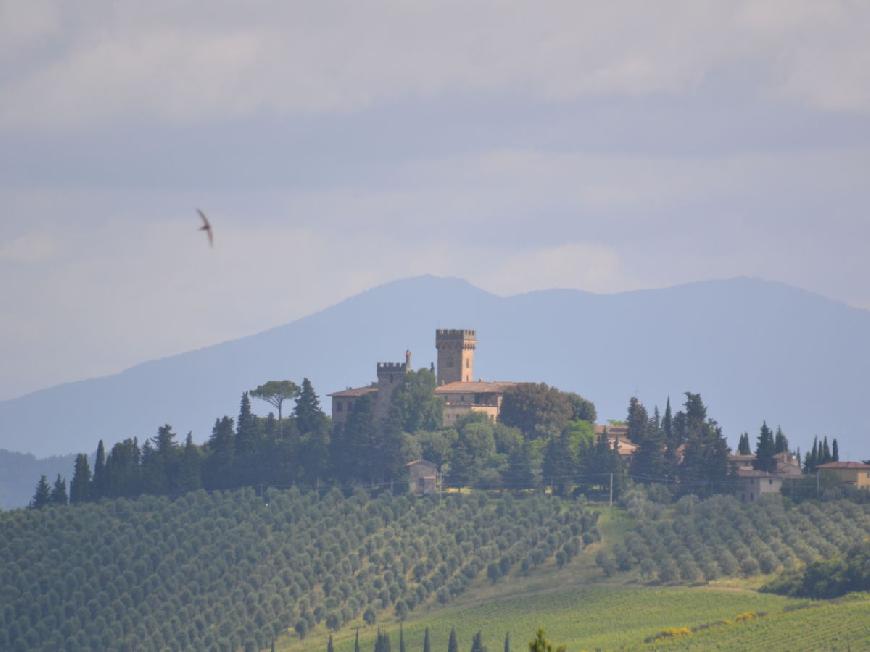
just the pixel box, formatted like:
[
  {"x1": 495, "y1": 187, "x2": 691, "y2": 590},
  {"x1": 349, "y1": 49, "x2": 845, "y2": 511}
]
[
  {"x1": 0, "y1": 232, "x2": 58, "y2": 264},
  {"x1": 2, "y1": 1, "x2": 870, "y2": 130}
]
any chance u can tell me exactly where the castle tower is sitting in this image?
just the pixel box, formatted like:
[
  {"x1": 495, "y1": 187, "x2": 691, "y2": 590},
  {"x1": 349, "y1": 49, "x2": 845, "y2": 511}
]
[{"x1": 435, "y1": 329, "x2": 476, "y2": 385}]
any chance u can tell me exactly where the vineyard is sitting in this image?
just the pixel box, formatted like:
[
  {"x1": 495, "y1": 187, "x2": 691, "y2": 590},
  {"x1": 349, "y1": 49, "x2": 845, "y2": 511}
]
[
  {"x1": 597, "y1": 490, "x2": 870, "y2": 584},
  {"x1": 0, "y1": 488, "x2": 596, "y2": 652}
]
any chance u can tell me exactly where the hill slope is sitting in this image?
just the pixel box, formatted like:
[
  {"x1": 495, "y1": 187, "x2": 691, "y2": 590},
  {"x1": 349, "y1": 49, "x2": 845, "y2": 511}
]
[{"x1": 2, "y1": 275, "x2": 870, "y2": 463}]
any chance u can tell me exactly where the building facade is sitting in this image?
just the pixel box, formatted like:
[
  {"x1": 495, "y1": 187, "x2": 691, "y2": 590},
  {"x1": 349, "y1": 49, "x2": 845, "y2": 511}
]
[{"x1": 818, "y1": 461, "x2": 870, "y2": 489}]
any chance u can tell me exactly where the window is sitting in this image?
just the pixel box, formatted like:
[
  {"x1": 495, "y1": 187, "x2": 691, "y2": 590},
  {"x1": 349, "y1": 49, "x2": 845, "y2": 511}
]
[
  {"x1": 465, "y1": 358, "x2": 470, "y2": 369},
  {"x1": 768, "y1": 479, "x2": 773, "y2": 485}
]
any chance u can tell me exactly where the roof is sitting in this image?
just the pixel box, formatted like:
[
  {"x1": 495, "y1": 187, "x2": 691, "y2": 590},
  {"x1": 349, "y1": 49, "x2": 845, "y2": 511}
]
[
  {"x1": 818, "y1": 462, "x2": 870, "y2": 470},
  {"x1": 729, "y1": 454, "x2": 755, "y2": 462},
  {"x1": 406, "y1": 459, "x2": 438, "y2": 470},
  {"x1": 736, "y1": 468, "x2": 783, "y2": 479},
  {"x1": 434, "y1": 381, "x2": 518, "y2": 395},
  {"x1": 328, "y1": 385, "x2": 378, "y2": 398}
]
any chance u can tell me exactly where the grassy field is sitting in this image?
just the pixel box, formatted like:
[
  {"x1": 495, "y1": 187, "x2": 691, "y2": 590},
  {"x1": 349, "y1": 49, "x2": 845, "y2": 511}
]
[{"x1": 274, "y1": 506, "x2": 869, "y2": 651}]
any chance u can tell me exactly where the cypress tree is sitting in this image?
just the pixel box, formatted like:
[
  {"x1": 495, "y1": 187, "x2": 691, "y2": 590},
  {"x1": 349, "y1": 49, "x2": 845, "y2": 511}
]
[
  {"x1": 753, "y1": 421, "x2": 776, "y2": 473},
  {"x1": 49, "y1": 475, "x2": 68, "y2": 505},
  {"x1": 631, "y1": 412, "x2": 665, "y2": 482},
  {"x1": 503, "y1": 633, "x2": 510, "y2": 652},
  {"x1": 448, "y1": 627, "x2": 458, "y2": 652},
  {"x1": 822, "y1": 436, "x2": 832, "y2": 464},
  {"x1": 737, "y1": 433, "x2": 751, "y2": 455},
  {"x1": 354, "y1": 629, "x2": 361, "y2": 652},
  {"x1": 399, "y1": 624, "x2": 406, "y2": 652},
  {"x1": 31, "y1": 475, "x2": 50, "y2": 509},
  {"x1": 422, "y1": 627, "x2": 431, "y2": 652},
  {"x1": 92, "y1": 440, "x2": 107, "y2": 498},
  {"x1": 832, "y1": 438, "x2": 839, "y2": 462},
  {"x1": 773, "y1": 426, "x2": 788, "y2": 454},
  {"x1": 327, "y1": 634, "x2": 334, "y2": 652},
  {"x1": 294, "y1": 378, "x2": 326, "y2": 434},
  {"x1": 470, "y1": 631, "x2": 486, "y2": 652},
  {"x1": 626, "y1": 397, "x2": 648, "y2": 444},
  {"x1": 178, "y1": 432, "x2": 202, "y2": 492},
  {"x1": 70, "y1": 454, "x2": 91, "y2": 503}
]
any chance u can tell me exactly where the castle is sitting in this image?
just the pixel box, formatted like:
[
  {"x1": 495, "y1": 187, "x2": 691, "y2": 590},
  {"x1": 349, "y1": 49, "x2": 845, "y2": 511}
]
[{"x1": 329, "y1": 329, "x2": 517, "y2": 427}]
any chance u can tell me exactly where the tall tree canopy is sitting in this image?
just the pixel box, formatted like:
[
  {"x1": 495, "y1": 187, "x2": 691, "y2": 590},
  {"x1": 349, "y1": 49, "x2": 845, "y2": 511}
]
[{"x1": 250, "y1": 381, "x2": 300, "y2": 422}]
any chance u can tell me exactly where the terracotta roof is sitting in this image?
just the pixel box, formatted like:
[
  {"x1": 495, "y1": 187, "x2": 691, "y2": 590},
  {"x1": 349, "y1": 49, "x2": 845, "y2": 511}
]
[
  {"x1": 328, "y1": 385, "x2": 378, "y2": 398},
  {"x1": 729, "y1": 454, "x2": 755, "y2": 462},
  {"x1": 406, "y1": 459, "x2": 438, "y2": 469},
  {"x1": 434, "y1": 381, "x2": 518, "y2": 394},
  {"x1": 818, "y1": 462, "x2": 870, "y2": 470},
  {"x1": 736, "y1": 468, "x2": 781, "y2": 478}
]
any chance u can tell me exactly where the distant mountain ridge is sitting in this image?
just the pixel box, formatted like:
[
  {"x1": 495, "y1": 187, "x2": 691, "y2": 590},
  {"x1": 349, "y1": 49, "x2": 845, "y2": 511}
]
[{"x1": 2, "y1": 275, "x2": 868, "y2": 467}]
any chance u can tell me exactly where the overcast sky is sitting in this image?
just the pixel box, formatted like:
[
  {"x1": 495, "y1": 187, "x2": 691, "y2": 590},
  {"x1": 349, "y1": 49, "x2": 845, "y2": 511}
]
[{"x1": 2, "y1": 1, "x2": 870, "y2": 401}]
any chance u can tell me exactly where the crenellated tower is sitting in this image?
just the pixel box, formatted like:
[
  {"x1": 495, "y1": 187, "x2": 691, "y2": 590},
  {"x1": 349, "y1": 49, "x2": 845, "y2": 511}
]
[{"x1": 435, "y1": 329, "x2": 476, "y2": 385}]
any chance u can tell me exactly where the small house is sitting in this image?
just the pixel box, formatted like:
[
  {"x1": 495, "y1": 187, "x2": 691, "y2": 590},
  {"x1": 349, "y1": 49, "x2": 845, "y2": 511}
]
[
  {"x1": 736, "y1": 469, "x2": 783, "y2": 503},
  {"x1": 818, "y1": 462, "x2": 870, "y2": 489},
  {"x1": 406, "y1": 459, "x2": 439, "y2": 495}
]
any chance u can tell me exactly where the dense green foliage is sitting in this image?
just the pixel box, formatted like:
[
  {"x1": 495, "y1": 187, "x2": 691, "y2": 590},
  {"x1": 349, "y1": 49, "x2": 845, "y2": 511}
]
[
  {"x1": 0, "y1": 489, "x2": 598, "y2": 652},
  {"x1": 762, "y1": 540, "x2": 870, "y2": 599},
  {"x1": 597, "y1": 489, "x2": 870, "y2": 584}
]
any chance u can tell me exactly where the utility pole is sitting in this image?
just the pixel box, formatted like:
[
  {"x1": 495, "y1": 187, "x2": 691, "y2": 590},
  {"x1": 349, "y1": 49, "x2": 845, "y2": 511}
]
[{"x1": 609, "y1": 472, "x2": 614, "y2": 507}]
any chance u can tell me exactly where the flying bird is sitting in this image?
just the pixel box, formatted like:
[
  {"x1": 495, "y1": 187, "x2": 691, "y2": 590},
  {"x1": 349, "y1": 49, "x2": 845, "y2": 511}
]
[{"x1": 197, "y1": 209, "x2": 213, "y2": 247}]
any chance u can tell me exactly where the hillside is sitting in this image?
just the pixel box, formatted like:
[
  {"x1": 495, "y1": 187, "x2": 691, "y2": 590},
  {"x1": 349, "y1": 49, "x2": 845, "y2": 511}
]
[
  {"x1": 1, "y1": 488, "x2": 867, "y2": 651},
  {"x1": 2, "y1": 275, "x2": 870, "y2": 464}
]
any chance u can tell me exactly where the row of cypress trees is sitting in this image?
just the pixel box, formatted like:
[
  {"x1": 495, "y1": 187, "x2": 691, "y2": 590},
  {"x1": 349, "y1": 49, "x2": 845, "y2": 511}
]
[{"x1": 327, "y1": 625, "x2": 556, "y2": 652}]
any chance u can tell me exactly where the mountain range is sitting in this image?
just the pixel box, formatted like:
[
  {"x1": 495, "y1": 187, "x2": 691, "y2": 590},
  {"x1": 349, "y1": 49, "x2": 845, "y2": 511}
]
[{"x1": 2, "y1": 275, "x2": 868, "y2": 481}]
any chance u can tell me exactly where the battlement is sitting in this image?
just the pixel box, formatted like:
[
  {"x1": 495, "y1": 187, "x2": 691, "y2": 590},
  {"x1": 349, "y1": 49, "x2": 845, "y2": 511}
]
[
  {"x1": 377, "y1": 362, "x2": 407, "y2": 371},
  {"x1": 436, "y1": 329, "x2": 476, "y2": 338}
]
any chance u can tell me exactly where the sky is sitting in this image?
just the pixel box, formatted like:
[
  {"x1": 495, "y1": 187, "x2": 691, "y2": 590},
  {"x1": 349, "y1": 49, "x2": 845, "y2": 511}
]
[{"x1": 2, "y1": 1, "x2": 870, "y2": 401}]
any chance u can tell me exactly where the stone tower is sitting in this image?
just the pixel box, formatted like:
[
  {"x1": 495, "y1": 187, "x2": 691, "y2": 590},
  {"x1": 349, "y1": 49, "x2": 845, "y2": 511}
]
[{"x1": 435, "y1": 329, "x2": 476, "y2": 385}]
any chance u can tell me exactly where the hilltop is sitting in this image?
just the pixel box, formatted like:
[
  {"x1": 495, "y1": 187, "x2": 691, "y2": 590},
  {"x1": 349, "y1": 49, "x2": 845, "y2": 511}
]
[{"x1": 2, "y1": 275, "x2": 869, "y2": 462}]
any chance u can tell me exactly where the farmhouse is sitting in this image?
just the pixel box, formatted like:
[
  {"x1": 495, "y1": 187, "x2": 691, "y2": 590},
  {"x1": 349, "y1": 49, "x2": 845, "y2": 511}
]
[
  {"x1": 406, "y1": 459, "x2": 439, "y2": 495},
  {"x1": 818, "y1": 461, "x2": 870, "y2": 489}
]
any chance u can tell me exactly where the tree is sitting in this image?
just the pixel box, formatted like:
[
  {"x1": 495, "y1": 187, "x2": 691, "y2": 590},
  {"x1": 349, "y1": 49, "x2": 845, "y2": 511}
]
[
  {"x1": 327, "y1": 635, "x2": 334, "y2": 652},
  {"x1": 504, "y1": 439, "x2": 537, "y2": 489},
  {"x1": 470, "y1": 631, "x2": 487, "y2": 652},
  {"x1": 773, "y1": 427, "x2": 789, "y2": 454},
  {"x1": 631, "y1": 411, "x2": 665, "y2": 482},
  {"x1": 626, "y1": 397, "x2": 648, "y2": 445},
  {"x1": 448, "y1": 627, "x2": 459, "y2": 652},
  {"x1": 541, "y1": 431, "x2": 576, "y2": 495},
  {"x1": 399, "y1": 624, "x2": 406, "y2": 652},
  {"x1": 385, "y1": 368, "x2": 442, "y2": 432},
  {"x1": 204, "y1": 416, "x2": 235, "y2": 490},
  {"x1": 737, "y1": 433, "x2": 751, "y2": 455},
  {"x1": 423, "y1": 628, "x2": 431, "y2": 652},
  {"x1": 92, "y1": 440, "x2": 107, "y2": 499},
  {"x1": 250, "y1": 381, "x2": 299, "y2": 423},
  {"x1": 527, "y1": 629, "x2": 565, "y2": 652},
  {"x1": 178, "y1": 432, "x2": 203, "y2": 492},
  {"x1": 293, "y1": 378, "x2": 327, "y2": 434},
  {"x1": 70, "y1": 454, "x2": 91, "y2": 503},
  {"x1": 49, "y1": 475, "x2": 68, "y2": 505},
  {"x1": 504, "y1": 633, "x2": 510, "y2": 652},
  {"x1": 832, "y1": 438, "x2": 839, "y2": 462},
  {"x1": 500, "y1": 384, "x2": 583, "y2": 439},
  {"x1": 354, "y1": 629, "x2": 361, "y2": 652},
  {"x1": 676, "y1": 393, "x2": 729, "y2": 495},
  {"x1": 31, "y1": 475, "x2": 50, "y2": 509},
  {"x1": 753, "y1": 422, "x2": 776, "y2": 473}
]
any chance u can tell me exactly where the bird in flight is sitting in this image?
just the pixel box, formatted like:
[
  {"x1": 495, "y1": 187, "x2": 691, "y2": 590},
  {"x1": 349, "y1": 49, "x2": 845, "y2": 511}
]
[{"x1": 197, "y1": 209, "x2": 213, "y2": 247}]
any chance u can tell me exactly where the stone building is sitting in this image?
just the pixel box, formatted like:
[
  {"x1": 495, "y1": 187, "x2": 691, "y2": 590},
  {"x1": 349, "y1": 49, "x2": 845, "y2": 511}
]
[
  {"x1": 406, "y1": 459, "x2": 439, "y2": 495},
  {"x1": 818, "y1": 461, "x2": 870, "y2": 489},
  {"x1": 329, "y1": 329, "x2": 518, "y2": 427},
  {"x1": 329, "y1": 351, "x2": 412, "y2": 427}
]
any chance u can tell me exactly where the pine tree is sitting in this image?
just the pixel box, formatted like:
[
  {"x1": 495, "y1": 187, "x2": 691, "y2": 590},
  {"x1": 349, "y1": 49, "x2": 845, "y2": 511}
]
[
  {"x1": 832, "y1": 438, "x2": 839, "y2": 462},
  {"x1": 448, "y1": 627, "x2": 458, "y2": 652},
  {"x1": 92, "y1": 440, "x2": 107, "y2": 499},
  {"x1": 631, "y1": 412, "x2": 665, "y2": 482},
  {"x1": 70, "y1": 453, "x2": 91, "y2": 503},
  {"x1": 204, "y1": 416, "x2": 235, "y2": 490},
  {"x1": 31, "y1": 475, "x2": 50, "y2": 509},
  {"x1": 470, "y1": 631, "x2": 486, "y2": 652},
  {"x1": 49, "y1": 474, "x2": 68, "y2": 505},
  {"x1": 753, "y1": 421, "x2": 776, "y2": 473},
  {"x1": 422, "y1": 627, "x2": 431, "y2": 652}
]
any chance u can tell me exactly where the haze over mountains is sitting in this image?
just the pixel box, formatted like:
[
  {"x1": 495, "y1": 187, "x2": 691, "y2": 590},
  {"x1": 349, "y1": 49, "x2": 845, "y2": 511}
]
[{"x1": 2, "y1": 275, "x2": 868, "y2": 466}]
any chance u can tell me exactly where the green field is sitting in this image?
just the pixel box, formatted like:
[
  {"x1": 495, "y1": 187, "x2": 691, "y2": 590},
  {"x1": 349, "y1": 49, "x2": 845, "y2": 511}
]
[{"x1": 277, "y1": 508, "x2": 870, "y2": 652}]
